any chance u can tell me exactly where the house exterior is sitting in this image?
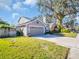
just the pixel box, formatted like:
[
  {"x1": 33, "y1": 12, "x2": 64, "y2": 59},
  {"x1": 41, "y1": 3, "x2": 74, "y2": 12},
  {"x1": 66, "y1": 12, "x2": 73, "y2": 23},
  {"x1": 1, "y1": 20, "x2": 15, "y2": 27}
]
[
  {"x1": 23, "y1": 19, "x2": 46, "y2": 36},
  {"x1": 17, "y1": 16, "x2": 46, "y2": 36},
  {"x1": 17, "y1": 16, "x2": 56, "y2": 36}
]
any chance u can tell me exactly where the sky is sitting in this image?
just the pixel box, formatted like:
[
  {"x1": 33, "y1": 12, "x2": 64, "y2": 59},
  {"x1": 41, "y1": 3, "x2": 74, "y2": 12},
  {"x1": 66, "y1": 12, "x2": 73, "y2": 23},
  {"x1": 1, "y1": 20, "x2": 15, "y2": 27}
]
[{"x1": 0, "y1": 0, "x2": 40, "y2": 25}]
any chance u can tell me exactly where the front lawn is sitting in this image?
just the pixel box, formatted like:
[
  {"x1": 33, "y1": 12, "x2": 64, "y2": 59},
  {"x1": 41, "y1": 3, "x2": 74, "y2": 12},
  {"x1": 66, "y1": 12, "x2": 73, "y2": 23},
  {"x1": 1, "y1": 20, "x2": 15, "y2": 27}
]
[
  {"x1": 45, "y1": 31, "x2": 77, "y2": 38},
  {"x1": 60, "y1": 32, "x2": 77, "y2": 38},
  {"x1": 54, "y1": 32, "x2": 77, "y2": 38},
  {"x1": 0, "y1": 37, "x2": 69, "y2": 59}
]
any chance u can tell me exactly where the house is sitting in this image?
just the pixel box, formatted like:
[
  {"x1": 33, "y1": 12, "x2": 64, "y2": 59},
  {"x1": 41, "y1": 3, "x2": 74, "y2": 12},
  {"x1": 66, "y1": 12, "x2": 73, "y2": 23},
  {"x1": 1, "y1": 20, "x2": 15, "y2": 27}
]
[
  {"x1": 17, "y1": 16, "x2": 46, "y2": 36},
  {"x1": 17, "y1": 16, "x2": 56, "y2": 36}
]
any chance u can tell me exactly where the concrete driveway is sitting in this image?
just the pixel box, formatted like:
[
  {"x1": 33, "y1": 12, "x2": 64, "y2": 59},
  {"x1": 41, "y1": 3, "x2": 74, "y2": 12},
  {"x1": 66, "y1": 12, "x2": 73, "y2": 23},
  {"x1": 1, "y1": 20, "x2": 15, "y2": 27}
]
[{"x1": 33, "y1": 34, "x2": 79, "y2": 59}]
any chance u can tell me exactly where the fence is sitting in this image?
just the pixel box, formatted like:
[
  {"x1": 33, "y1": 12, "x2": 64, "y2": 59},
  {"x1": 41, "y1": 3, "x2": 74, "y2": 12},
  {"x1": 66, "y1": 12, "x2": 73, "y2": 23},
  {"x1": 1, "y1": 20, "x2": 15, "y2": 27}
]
[{"x1": 0, "y1": 28, "x2": 16, "y2": 38}]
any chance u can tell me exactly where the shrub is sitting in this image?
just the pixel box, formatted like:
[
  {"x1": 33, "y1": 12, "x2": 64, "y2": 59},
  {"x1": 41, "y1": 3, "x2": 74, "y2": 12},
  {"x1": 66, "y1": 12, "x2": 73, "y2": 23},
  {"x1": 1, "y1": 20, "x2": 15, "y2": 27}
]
[
  {"x1": 45, "y1": 31, "x2": 53, "y2": 34},
  {"x1": 61, "y1": 28, "x2": 70, "y2": 33},
  {"x1": 16, "y1": 31, "x2": 23, "y2": 36}
]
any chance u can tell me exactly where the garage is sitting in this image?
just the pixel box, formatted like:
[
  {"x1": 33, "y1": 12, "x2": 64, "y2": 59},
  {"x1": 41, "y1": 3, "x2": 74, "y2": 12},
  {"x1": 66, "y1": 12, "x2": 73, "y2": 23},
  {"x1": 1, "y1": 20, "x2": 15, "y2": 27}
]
[
  {"x1": 29, "y1": 26, "x2": 45, "y2": 36},
  {"x1": 21, "y1": 17, "x2": 46, "y2": 36}
]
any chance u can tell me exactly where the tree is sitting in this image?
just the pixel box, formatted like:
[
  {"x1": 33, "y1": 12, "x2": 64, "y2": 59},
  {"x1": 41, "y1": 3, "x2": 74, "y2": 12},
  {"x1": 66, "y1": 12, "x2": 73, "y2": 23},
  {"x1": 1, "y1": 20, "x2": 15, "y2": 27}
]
[
  {"x1": 65, "y1": 19, "x2": 76, "y2": 30},
  {"x1": 37, "y1": 0, "x2": 79, "y2": 31},
  {"x1": 0, "y1": 18, "x2": 10, "y2": 29}
]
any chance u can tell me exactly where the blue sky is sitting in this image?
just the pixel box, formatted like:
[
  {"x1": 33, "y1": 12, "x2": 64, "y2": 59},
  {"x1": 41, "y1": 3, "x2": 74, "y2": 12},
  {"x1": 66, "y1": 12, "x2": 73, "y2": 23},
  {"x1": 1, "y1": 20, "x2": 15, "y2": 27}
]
[{"x1": 0, "y1": 0, "x2": 40, "y2": 25}]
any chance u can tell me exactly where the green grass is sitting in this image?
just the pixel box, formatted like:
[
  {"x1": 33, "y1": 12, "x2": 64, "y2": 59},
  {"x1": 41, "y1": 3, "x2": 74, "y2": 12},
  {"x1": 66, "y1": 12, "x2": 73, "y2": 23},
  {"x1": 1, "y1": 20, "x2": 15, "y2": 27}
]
[
  {"x1": 45, "y1": 31, "x2": 77, "y2": 38},
  {"x1": 55, "y1": 32, "x2": 77, "y2": 38},
  {"x1": 0, "y1": 37, "x2": 69, "y2": 59},
  {"x1": 61, "y1": 32, "x2": 77, "y2": 38}
]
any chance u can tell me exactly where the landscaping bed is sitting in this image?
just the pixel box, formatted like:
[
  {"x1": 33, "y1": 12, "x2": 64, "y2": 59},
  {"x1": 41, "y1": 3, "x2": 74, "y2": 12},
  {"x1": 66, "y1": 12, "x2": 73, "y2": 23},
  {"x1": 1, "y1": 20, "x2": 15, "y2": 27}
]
[{"x1": 0, "y1": 37, "x2": 69, "y2": 59}]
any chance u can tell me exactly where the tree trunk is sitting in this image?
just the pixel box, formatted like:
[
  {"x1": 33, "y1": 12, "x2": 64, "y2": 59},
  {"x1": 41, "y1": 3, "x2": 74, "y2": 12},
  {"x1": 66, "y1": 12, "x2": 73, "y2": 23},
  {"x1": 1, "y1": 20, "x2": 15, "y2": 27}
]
[{"x1": 56, "y1": 13, "x2": 65, "y2": 32}]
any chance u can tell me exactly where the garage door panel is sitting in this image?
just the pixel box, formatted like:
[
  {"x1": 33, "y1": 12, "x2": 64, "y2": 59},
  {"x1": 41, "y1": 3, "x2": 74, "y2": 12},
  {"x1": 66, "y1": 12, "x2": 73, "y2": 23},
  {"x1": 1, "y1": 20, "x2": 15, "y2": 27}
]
[{"x1": 29, "y1": 27, "x2": 44, "y2": 36}]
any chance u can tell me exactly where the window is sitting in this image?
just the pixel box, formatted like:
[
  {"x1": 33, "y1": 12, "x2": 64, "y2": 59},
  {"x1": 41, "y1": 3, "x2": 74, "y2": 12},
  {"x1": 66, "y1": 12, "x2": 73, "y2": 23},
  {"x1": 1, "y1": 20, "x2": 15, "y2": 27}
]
[{"x1": 36, "y1": 21, "x2": 39, "y2": 24}]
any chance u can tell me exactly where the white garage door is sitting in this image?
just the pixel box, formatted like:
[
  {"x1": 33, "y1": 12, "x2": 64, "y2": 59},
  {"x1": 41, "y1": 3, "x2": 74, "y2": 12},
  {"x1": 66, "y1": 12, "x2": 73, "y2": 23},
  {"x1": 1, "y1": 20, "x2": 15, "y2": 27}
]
[{"x1": 29, "y1": 27, "x2": 44, "y2": 36}]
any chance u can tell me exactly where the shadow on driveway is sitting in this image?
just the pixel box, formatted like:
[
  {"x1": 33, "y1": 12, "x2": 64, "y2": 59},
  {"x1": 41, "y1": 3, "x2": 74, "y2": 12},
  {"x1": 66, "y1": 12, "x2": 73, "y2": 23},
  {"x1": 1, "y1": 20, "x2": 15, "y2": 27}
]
[{"x1": 33, "y1": 34, "x2": 61, "y2": 38}]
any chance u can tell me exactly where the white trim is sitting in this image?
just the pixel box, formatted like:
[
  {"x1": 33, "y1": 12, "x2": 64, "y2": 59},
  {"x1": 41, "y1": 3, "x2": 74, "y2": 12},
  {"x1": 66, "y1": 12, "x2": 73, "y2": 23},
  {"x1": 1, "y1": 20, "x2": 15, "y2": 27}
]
[
  {"x1": 29, "y1": 25, "x2": 45, "y2": 27},
  {"x1": 43, "y1": 27, "x2": 45, "y2": 33}
]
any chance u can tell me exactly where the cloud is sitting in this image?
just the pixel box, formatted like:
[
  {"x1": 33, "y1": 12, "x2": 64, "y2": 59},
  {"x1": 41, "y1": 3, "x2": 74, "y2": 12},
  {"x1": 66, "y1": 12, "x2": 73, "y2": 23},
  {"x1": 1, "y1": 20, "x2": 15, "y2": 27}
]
[
  {"x1": 12, "y1": 1, "x2": 28, "y2": 11},
  {"x1": 0, "y1": 0, "x2": 12, "y2": 5},
  {"x1": 13, "y1": 2, "x2": 23, "y2": 10},
  {"x1": 23, "y1": 0, "x2": 37, "y2": 6},
  {"x1": 0, "y1": 3, "x2": 11, "y2": 11},
  {"x1": 12, "y1": 1, "x2": 30, "y2": 14},
  {"x1": 12, "y1": 13, "x2": 19, "y2": 19},
  {"x1": 5, "y1": 5, "x2": 11, "y2": 11},
  {"x1": 0, "y1": 0, "x2": 12, "y2": 11}
]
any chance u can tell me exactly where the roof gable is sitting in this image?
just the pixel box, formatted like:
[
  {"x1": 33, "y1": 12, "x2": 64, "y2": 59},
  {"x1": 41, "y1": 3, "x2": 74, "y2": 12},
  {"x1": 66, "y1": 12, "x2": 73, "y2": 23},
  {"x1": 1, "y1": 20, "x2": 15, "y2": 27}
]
[
  {"x1": 18, "y1": 17, "x2": 31, "y2": 24},
  {"x1": 18, "y1": 16, "x2": 48, "y2": 27},
  {"x1": 26, "y1": 18, "x2": 46, "y2": 27}
]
